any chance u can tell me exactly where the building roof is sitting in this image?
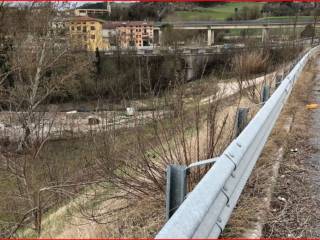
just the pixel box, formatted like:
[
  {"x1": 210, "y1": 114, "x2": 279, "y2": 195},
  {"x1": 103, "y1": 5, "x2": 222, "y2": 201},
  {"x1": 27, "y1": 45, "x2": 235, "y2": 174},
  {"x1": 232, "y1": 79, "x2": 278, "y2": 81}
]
[
  {"x1": 67, "y1": 16, "x2": 106, "y2": 23},
  {"x1": 103, "y1": 21, "x2": 154, "y2": 29},
  {"x1": 102, "y1": 22, "x2": 120, "y2": 29}
]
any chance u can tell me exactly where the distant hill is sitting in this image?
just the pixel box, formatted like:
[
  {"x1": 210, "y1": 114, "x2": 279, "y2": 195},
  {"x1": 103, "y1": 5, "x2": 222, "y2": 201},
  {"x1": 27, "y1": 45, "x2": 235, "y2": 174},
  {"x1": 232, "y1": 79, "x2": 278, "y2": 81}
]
[
  {"x1": 80, "y1": 2, "x2": 319, "y2": 22},
  {"x1": 79, "y1": 2, "x2": 109, "y2": 9},
  {"x1": 78, "y1": 2, "x2": 171, "y2": 21},
  {"x1": 76, "y1": 2, "x2": 227, "y2": 21},
  {"x1": 262, "y1": 2, "x2": 319, "y2": 16}
]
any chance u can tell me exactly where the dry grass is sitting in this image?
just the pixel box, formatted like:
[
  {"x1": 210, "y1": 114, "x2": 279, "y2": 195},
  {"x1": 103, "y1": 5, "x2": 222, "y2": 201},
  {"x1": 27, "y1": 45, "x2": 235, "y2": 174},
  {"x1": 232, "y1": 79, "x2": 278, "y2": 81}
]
[
  {"x1": 232, "y1": 50, "x2": 269, "y2": 80},
  {"x1": 263, "y1": 56, "x2": 320, "y2": 237},
  {"x1": 18, "y1": 186, "x2": 164, "y2": 238}
]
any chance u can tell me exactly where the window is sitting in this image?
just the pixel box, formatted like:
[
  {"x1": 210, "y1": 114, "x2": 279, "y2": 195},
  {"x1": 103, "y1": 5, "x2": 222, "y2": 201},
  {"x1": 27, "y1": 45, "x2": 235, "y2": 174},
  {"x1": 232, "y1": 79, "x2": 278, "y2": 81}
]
[
  {"x1": 77, "y1": 26, "x2": 81, "y2": 31},
  {"x1": 91, "y1": 35, "x2": 95, "y2": 40},
  {"x1": 83, "y1": 26, "x2": 87, "y2": 32},
  {"x1": 71, "y1": 26, "x2": 75, "y2": 31},
  {"x1": 91, "y1": 26, "x2": 95, "y2": 30}
]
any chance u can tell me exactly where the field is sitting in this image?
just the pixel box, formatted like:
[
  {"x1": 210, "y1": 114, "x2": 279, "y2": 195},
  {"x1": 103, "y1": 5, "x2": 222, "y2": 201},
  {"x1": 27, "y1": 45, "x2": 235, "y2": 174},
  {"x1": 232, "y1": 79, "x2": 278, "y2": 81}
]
[
  {"x1": 164, "y1": 3, "x2": 315, "y2": 23},
  {"x1": 164, "y1": 2, "x2": 264, "y2": 21}
]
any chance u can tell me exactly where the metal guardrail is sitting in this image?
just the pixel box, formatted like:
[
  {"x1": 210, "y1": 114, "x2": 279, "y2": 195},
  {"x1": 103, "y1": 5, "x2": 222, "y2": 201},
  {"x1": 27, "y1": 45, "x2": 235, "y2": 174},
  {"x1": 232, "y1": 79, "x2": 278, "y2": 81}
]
[{"x1": 156, "y1": 45, "x2": 320, "y2": 238}]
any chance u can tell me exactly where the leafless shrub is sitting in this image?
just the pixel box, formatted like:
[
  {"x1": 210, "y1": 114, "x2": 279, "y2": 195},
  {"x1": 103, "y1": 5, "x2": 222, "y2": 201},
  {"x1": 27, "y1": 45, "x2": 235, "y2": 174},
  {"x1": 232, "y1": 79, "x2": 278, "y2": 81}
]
[
  {"x1": 73, "y1": 59, "x2": 240, "y2": 226},
  {"x1": 232, "y1": 50, "x2": 269, "y2": 103},
  {"x1": 0, "y1": 2, "x2": 94, "y2": 237}
]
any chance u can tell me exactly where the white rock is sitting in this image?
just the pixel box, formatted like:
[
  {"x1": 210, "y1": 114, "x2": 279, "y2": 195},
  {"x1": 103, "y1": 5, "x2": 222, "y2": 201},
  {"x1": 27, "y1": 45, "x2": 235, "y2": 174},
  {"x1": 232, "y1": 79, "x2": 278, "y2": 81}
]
[
  {"x1": 66, "y1": 110, "x2": 77, "y2": 114},
  {"x1": 126, "y1": 107, "x2": 135, "y2": 116},
  {"x1": 277, "y1": 196, "x2": 287, "y2": 202}
]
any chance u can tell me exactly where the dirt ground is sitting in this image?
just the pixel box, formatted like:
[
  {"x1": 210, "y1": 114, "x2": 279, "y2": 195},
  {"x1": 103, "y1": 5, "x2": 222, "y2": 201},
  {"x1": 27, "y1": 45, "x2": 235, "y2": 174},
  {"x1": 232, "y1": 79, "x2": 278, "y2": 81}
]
[{"x1": 222, "y1": 55, "x2": 320, "y2": 237}]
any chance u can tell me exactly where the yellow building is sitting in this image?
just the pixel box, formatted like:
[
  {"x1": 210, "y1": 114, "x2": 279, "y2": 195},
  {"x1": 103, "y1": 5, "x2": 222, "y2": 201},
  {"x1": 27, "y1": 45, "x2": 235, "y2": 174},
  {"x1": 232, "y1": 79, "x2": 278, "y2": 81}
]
[{"x1": 67, "y1": 16, "x2": 108, "y2": 51}]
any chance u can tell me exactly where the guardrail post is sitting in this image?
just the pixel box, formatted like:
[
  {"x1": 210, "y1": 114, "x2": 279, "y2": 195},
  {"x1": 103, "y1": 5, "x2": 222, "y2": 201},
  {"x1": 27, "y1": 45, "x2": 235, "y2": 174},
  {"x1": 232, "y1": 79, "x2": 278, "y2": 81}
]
[
  {"x1": 235, "y1": 108, "x2": 249, "y2": 137},
  {"x1": 166, "y1": 165, "x2": 187, "y2": 220},
  {"x1": 261, "y1": 85, "x2": 270, "y2": 104},
  {"x1": 275, "y1": 74, "x2": 282, "y2": 89}
]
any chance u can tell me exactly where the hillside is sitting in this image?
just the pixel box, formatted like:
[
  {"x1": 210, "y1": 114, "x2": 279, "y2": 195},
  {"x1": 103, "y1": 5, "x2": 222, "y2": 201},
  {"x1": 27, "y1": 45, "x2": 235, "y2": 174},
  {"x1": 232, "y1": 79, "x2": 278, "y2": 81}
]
[
  {"x1": 163, "y1": 2, "x2": 264, "y2": 21},
  {"x1": 77, "y1": 2, "x2": 319, "y2": 22}
]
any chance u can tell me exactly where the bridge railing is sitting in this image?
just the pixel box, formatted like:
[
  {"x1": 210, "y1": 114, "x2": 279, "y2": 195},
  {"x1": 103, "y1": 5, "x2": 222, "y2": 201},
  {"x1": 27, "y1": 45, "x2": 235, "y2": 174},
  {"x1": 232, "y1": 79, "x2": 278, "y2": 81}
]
[{"x1": 156, "y1": 45, "x2": 320, "y2": 238}]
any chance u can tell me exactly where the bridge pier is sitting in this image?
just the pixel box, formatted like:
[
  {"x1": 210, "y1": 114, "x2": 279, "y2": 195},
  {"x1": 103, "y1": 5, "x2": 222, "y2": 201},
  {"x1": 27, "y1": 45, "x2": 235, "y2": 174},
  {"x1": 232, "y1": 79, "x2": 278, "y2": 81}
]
[
  {"x1": 184, "y1": 54, "x2": 212, "y2": 81},
  {"x1": 154, "y1": 29, "x2": 162, "y2": 46},
  {"x1": 207, "y1": 28, "x2": 214, "y2": 46},
  {"x1": 185, "y1": 55, "x2": 194, "y2": 81},
  {"x1": 159, "y1": 29, "x2": 162, "y2": 45},
  {"x1": 262, "y1": 28, "x2": 269, "y2": 43}
]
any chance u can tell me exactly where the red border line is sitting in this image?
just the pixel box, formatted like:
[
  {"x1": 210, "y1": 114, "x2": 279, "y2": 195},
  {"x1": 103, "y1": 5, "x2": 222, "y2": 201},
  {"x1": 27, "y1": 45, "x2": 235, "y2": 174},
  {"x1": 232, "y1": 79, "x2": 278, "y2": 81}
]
[{"x1": 4, "y1": 0, "x2": 320, "y2": 2}]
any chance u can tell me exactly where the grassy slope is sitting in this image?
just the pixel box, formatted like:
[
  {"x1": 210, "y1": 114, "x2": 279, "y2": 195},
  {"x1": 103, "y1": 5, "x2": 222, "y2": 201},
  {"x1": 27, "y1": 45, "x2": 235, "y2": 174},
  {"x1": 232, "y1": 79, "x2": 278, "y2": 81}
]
[
  {"x1": 164, "y1": 3, "x2": 312, "y2": 37},
  {"x1": 164, "y1": 3, "x2": 314, "y2": 23},
  {"x1": 164, "y1": 2, "x2": 264, "y2": 21}
]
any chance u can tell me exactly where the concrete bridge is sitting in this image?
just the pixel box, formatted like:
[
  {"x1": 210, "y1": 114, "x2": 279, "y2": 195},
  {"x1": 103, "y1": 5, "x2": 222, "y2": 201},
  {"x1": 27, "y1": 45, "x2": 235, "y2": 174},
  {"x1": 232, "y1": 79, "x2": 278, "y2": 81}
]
[
  {"x1": 104, "y1": 39, "x2": 316, "y2": 81},
  {"x1": 153, "y1": 19, "x2": 319, "y2": 45}
]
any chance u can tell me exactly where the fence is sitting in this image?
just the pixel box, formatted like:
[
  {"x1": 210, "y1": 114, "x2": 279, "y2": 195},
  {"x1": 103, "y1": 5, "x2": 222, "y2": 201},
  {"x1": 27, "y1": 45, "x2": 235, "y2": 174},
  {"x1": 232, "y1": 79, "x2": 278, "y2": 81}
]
[{"x1": 156, "y1": 45, "x2": 320, "y2": 238}]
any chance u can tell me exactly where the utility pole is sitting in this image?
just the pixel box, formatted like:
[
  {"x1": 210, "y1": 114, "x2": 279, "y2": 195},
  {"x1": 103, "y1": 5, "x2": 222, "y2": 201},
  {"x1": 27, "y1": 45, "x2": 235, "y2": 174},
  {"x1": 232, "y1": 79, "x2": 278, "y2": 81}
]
[
  {"x1": 293, "y1": 10, "x2": 299, "y2": 41},
  {"x1": 312, "y1": 2, "x2": 319, "y2": 45}
]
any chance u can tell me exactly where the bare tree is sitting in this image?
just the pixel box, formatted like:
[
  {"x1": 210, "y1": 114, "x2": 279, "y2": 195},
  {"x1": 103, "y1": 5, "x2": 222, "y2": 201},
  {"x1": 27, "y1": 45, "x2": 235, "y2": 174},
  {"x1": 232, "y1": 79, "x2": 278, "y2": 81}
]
[
  {"x1": 233, "y1": 49, "x2": 269, "y2": 104},
  {"x1": 311, "y1": 5, "x2": 320, "y2": 45},
  {"x1": 0, "y1": 2, "x2": 94, "y2": 237},
  {"x1": 74, "y1": 50, "x2": 238, "y2": 226}
]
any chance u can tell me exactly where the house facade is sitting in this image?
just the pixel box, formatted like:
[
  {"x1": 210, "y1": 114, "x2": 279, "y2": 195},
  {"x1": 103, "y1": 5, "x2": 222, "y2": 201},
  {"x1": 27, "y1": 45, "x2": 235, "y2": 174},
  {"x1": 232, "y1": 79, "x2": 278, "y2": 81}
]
[
  {"x1": 103, "y1": 21, "x2": 154, "y2": 49},
  {"x1": 67, "y1": 16, "x2": 108, "y2": 51},
  {"x1": 74, "y1": 7, "x2": 111, "y2": 17}
]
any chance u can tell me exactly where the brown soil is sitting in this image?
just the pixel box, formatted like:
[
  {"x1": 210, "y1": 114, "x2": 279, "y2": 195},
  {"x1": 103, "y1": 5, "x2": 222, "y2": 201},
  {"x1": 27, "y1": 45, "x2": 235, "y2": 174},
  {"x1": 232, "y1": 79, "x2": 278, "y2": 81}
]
[{"x1": 263, "y1": 56, "x2": 320, "y2": 237}]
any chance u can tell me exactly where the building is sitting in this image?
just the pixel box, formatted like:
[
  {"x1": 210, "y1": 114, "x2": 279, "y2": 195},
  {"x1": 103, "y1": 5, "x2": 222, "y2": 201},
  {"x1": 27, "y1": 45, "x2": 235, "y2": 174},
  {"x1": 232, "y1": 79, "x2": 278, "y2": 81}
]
[
  {"x1": 67, "y1": 16, "x2": 108, "y2": 51},
  {"x1": 75, "y1": 5, "x2": 111, "y2": 17},
  {"x1": 103, "y1": 21, "x2": 154, "y2": 49},
  {"x1": 102, "y1": 22, "x2": 118, "y2": 48}
]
